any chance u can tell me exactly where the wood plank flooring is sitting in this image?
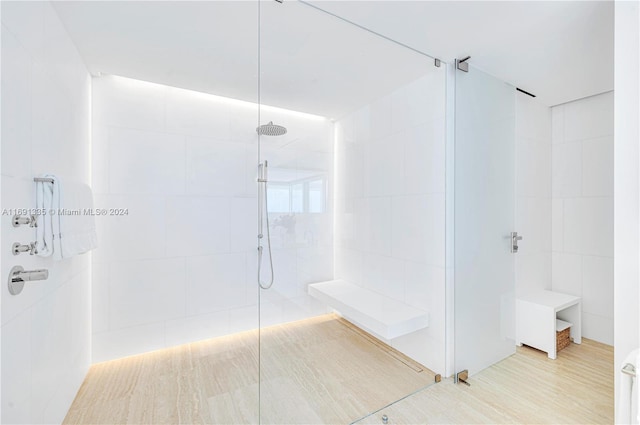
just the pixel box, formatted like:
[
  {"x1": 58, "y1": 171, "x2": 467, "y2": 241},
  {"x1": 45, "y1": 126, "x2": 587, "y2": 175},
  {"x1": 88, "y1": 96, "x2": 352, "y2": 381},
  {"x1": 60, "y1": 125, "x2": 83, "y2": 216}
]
[
  {"x1": 64, "y1": 315, "x2": 613, "y2": 424},
  {"x1": 63, "y1": 314, "x2": 435, "y2": 424},
  {"x1": 355, "y1": 338, "x2": 614, "y2": 424}
]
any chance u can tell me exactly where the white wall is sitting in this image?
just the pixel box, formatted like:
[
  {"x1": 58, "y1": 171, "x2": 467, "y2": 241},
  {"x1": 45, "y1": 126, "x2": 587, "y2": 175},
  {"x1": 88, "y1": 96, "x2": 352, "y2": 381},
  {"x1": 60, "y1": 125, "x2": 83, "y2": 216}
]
[
  {"x1": 550, "y1": 91, "x2": 614, "y2": 345},
  {"x1": 1, "y1": 2, "x2": 92, "y2": 423},
  {"x1": 91, "y1": 75, "x2": 332, "y2": 362},
  {"x1": 515, "y1": 93, "x2": 552, "y2": 295},
  {"x1": 334, "y1": 68, "x2": 447, "y2": 374},
  {"x1": 513, "y1": 88, "x2": 614, "y2": 347},
  {"x1": 614, "y1": 1, "x2": 640, "y2": 422}
]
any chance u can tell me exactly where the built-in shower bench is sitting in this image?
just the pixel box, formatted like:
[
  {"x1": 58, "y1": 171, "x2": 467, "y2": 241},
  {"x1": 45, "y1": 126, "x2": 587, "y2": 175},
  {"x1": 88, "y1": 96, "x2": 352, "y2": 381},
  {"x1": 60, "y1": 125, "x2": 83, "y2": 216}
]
[{"x1": 308, "y1": 280, "x2": 429, "y2": 340}]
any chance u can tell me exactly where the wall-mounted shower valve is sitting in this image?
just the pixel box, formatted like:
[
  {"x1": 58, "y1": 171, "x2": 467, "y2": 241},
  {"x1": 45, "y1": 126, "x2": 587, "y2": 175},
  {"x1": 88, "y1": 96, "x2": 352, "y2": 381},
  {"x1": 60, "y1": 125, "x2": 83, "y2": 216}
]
[
  {"x1": 510, "y1": 232, "x2": 523, "y2": 253},
  {"x1": 12, "y1": 241, "x2": 38, "y2": 256},
  {"x1": 8, "y1": 265, "x2": 49, "y2": 295}
]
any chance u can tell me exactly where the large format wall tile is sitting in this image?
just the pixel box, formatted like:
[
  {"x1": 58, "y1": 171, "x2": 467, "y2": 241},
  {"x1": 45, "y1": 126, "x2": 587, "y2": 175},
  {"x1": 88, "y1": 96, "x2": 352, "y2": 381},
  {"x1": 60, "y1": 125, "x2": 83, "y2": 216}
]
[
  {"x1": 552, "y1": 141, "x2": 582, "y2": 198},
  {"x1": 550, "y1": 92, "x2": 613, "y2": 345},
  {"x1": 92, "y1": 76, "x2": 333, "y2": 361},
  {"x1": 563, "y1": 91, "x2": 614, "y2": 142},
  {"x1": 109, "y1": 258, "x2": 186, "y2": 329},
  {"x1": 335, "y1": 69, "x2": 446, "y2": 374},
  {"x1": 582, "y1": 136, "x2": 614, "y2": 197},
  {"x1": 165, "y1": 196, "x2": 231, "y2": 257},
  {"x1": 2, "y1": 3, "x2": 91, "y2": 422},
  {"x1": 108, "y1": 127, "x2": 186, "y2": 195},
  {"x1": 186, "y1": 253, "x2": 249, "y2": 315}
]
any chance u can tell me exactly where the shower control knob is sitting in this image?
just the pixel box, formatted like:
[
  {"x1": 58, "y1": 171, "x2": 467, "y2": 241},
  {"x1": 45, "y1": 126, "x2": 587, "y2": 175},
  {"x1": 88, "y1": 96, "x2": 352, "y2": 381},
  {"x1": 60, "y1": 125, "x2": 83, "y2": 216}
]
[
  {"x1": 12, "y1": 241, "x2": 38, "y2": 256},
  {"x1": 12, "y1": 214, "x2": 37, "y2": 227}
]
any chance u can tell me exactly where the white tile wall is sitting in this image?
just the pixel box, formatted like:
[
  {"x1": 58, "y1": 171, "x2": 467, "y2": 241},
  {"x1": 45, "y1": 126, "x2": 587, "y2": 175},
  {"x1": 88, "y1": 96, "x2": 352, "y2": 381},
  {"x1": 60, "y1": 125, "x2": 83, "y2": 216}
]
[
  {"x1": 563, "y1": 92, "x2": 614, "y2": 142},
  {"x1": 514, "y1": 136, "x2": 551, "y2": 198},
  {"x1": 582, "y1": 312, "x2": 614, "y2": 346},
  {"x1": 551, "y1": 91, "x2": 614, "y2": 345},
  {"x1": 108, "y1": 128, "x2": 186, "y2": 195},
  {"x1": 186, "y1": 253, "x2": 249, "y2": 315},
  {"x1": 92, "y1": 75, "x2": 333, "y2": 361},
  {"x1": 551, "y1": 252, "x2": 583, "y2": 295},
  {"x1": 334, "y1": 69, "x2": 447, "y2": 374},
  {"x1": 515, "y1": 253, "x2": 551, "y2": 293},
  {"x1": 404, "y1": 120, "x2": 446, "y2": 195},
  {"x1": 551, "y1": 199, "x2": 564, "y2": 252},
  {"x1": 109, "y1": 258, "x2": 186, "y2": 329},
  {"x1": 94, "y1": 195, "x2": 167, "y2": 261},
  {"x1": 551, "y1": 142, "x2": 582, "y2": 198},
  {"x1": 164, "y1": 310, "x2": 230, "y2": 347},
  {"x1": 362, "y1": 253, "x2": 405, "y2": 300},
  {"x1": 186, "y1": 138, "x2": 252, "y2": 196},
  {"x1": 515, "y1": 197, "x2": 551, "y2": 255},
  {"x1": 391, "y1": 194, "x2": 445, "y2": 267},
  {"x1": 1, "y1": 2, "x2": 92, "y2": 423},
  {"x1": 582, "y1": 136, "x2": 614, "y2": 197},
  {"x1": 582, "y1": 256, "x2": 614, "y2": 319},
  {"x1": 514, "y1": 93, "x2": 552, "y2": 298},
  {"x1": 362, "y1": 197, "x2": 392, "y2": 256},
  {"x1": 92, "y1": 322, "x2": 165, "y2": 363},
  {"x1": 165, "y1": 197, "x2": 231, "y2": 256},
  {"x1": 364, "y1": 133, "x2": 403, "y2": 198}
]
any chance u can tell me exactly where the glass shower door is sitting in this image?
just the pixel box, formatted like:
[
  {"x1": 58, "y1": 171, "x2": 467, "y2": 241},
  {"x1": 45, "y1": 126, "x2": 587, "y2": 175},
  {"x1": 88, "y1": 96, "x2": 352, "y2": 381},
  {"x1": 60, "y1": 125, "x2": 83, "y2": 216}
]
[
  {"x1": 454, "y1": 63, "x2": 516, "y2": 377},
  {"x1": 257, "y1": 1, "x2": 446, "y2": 423}
]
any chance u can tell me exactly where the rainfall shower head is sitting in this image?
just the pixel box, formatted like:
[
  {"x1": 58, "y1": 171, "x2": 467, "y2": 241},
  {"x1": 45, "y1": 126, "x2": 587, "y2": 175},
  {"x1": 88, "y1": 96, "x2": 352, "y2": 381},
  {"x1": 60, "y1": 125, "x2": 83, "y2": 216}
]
[{"x1": 256, "y1": 121, "x2": 287, "y2": 136}]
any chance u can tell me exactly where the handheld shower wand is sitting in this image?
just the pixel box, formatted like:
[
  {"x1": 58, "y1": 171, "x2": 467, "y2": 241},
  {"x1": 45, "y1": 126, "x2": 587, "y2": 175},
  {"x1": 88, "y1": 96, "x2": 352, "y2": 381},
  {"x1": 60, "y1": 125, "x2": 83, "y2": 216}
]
[
  {"x1": 257, "y1": 161, "x2": 275, "y2": 290},
  {"x1": 255, "y1": 121, "x2": 286, "y2": 290}
]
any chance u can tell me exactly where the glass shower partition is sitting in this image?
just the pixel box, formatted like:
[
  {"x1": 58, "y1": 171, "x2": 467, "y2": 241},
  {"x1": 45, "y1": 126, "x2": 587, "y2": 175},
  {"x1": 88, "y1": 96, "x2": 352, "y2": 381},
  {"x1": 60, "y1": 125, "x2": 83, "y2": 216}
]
[
  {"x1": 453, "y1": 63, "x2": 516, "y2": 378},
  {"x1": 258, "y1": 1, "x2": 447, "y2": 423}
]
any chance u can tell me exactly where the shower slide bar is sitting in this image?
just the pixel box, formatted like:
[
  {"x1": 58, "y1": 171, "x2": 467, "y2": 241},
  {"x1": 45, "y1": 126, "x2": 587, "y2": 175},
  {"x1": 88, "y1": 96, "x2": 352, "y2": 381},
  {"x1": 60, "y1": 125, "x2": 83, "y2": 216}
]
[{"x1": 622, "y1": 363, "x2": 636, "y2": 377}]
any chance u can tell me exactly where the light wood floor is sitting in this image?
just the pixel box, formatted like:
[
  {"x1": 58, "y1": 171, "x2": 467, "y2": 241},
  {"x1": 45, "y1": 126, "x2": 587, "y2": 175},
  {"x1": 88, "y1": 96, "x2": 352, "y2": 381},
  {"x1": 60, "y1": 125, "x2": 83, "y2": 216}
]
[
  {"x1": 63, "y1": 314, "x2": 436, "y2": 425},
  {"x1": 64, "y1": 315, "x2": 613, "y2": 425},
  {"x1": 356, "y1": 338, "x2": 614, "y2": 424}
]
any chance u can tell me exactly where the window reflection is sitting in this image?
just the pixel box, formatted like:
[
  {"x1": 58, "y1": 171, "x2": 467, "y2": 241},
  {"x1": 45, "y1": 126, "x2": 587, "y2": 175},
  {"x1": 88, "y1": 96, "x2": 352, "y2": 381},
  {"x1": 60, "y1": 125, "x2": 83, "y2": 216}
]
[{"x1": 267, "y1": 167, "x2": 326, "y2": 214}]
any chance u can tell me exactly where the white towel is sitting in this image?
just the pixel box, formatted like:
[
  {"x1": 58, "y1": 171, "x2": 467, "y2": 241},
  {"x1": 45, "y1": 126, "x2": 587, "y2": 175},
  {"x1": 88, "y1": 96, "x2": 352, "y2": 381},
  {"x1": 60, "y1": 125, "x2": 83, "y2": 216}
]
[
  {"x1": 35, "y1": 175, "x2": 97, "y2": 260},
  {"x1": 35, "y1": 174, "x2": 59, "y2": 257},
  {"x1": 58, "y1": 180, "x2": 98, "y2": 259},
  {"x1": 617, "y1": 348, "x2": 639, "y2": 424}
]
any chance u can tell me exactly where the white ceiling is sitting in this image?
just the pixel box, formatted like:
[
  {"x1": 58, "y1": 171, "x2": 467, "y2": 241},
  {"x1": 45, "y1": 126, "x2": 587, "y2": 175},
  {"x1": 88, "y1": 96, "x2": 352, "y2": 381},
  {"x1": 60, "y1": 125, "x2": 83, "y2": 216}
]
[
  {"x1": 53, "y1": 0, "x2": 613, "y2": 118},
  {"x1": 309, "y1": 1, "x2": 614, "y2": 106},
  {"x1": 53, "y1": 0, "x2": 435, "y2": 119}
]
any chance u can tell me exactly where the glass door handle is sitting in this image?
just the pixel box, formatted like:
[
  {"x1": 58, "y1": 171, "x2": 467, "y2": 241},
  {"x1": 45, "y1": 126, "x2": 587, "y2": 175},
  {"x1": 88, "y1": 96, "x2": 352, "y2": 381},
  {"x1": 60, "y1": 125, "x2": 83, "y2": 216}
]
[{"x1": 510, "y1": 232, "x2": 523, "y2": 253}]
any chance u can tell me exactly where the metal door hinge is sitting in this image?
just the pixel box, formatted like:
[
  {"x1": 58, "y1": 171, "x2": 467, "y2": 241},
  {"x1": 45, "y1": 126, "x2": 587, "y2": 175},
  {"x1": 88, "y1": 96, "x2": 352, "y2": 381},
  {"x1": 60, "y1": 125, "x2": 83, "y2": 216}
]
[{"x1": 456, "y1": 56, "x2": 470, "y2": 72}]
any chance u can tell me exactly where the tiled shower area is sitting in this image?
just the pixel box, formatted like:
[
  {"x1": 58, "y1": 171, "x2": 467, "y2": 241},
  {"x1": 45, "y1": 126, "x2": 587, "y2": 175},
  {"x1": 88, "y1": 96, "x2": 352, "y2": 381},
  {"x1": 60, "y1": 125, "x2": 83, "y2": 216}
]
[{"x1": 1, "y1": 1, "x2": 628, "y2": 424}]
